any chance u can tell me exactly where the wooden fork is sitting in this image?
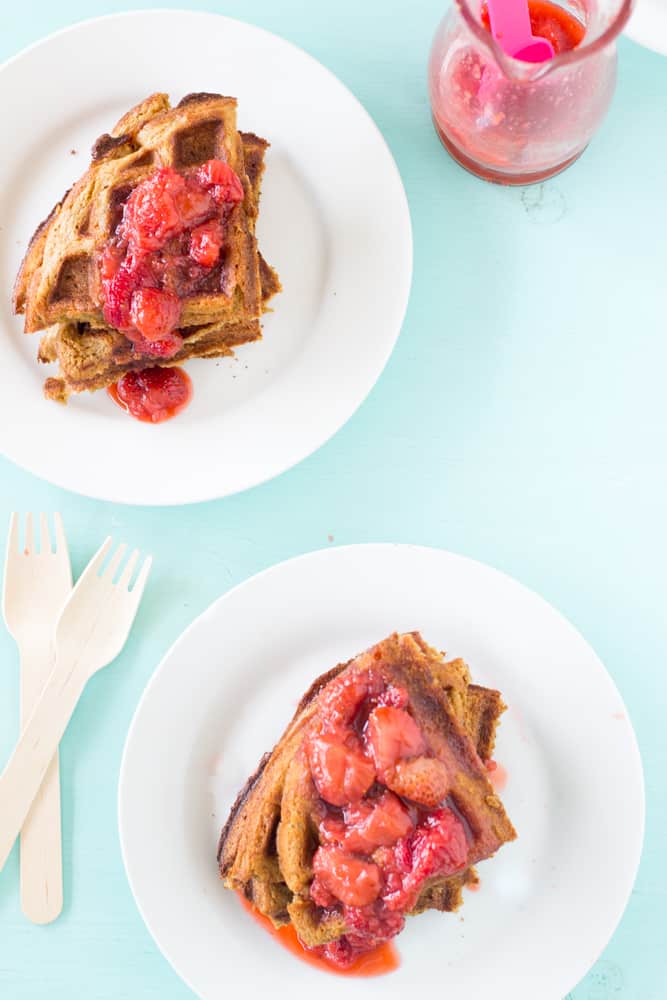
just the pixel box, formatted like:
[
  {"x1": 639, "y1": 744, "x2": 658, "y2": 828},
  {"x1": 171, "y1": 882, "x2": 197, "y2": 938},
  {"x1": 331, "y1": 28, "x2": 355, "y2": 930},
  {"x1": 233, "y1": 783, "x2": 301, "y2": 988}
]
[
  {"x1": 2, "y1": 513, "x2": 71, "y2": 923},
  {"x1": 0, "y1": 536, "x2": 151, "y2": 874}
]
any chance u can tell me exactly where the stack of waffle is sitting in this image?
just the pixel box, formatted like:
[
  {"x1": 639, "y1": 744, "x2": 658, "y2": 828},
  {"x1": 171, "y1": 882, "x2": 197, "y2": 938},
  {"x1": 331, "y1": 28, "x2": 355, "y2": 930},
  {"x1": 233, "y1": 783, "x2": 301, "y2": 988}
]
[
  {"x1": 13, "y1": 92, "x2": 281, "y2": 402},
  {"x1": 218, "y1": 632, "x2": 516, "y2": 952}
]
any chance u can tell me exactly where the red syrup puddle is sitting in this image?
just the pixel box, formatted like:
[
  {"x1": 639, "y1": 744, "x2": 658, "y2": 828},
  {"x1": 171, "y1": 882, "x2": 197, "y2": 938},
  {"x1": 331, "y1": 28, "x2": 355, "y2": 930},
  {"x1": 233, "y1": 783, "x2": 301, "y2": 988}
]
[
  {"x1": 486, "y1": 759, "x2": 509, "y2": 792},
  {"x1": 107, "y1": 366, "x2": 192, "y2": 423},
  {"x1": 237, "y1": 894, "x2": 400, "y2": 977}
]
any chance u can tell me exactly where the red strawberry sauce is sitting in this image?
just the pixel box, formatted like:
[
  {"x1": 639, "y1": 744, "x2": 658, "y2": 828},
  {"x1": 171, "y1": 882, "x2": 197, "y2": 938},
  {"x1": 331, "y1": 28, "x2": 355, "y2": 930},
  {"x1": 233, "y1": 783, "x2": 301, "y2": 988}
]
[
  {"x1": 99, "y1": 158, "x2": 243, "y2": 423},
  {"x1": 486, "y1": 758, "x2": 509, "y2": 792},
  {"x1": 99, "y1": 159, "x2": 243, "y2": 355},
  {"x1": 107, "y1": 366, "x2": 192, "y2": 423},
  {"x1": 301, "y1": 667, "x2": 470, "y2": 969},
  {"x1": 238, "y1": 894, "x2": 399, "y2": 977}
]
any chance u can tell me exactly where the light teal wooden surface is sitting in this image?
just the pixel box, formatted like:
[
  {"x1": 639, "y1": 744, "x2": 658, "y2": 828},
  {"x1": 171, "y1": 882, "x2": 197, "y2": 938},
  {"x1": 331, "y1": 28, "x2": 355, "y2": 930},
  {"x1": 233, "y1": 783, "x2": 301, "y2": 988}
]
[{"x1": 0, "y1": 2, "x2": 665, "y2": 997}]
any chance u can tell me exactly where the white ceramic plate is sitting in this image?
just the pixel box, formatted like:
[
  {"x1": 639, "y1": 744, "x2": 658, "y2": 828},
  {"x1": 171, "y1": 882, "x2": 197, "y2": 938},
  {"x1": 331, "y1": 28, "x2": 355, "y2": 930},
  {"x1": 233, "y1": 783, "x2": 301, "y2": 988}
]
[
  {"x1": 119, "y1": 544, "x2": 644, "y2": 1000},
  {"x1": 0, "y1": 12, "x2": 412, "y2": 505},
  {"x1": 624, "y1": 0, "x2": 667, "y2": 54}
]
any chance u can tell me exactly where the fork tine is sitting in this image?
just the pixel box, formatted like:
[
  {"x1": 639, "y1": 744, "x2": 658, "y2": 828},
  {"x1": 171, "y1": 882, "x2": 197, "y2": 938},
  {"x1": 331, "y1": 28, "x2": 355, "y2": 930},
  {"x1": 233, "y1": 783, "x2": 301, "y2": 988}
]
[
  {"x1": 103, "y1": 543, "x2": 127, "y2": 581},
  {"x1": 129, "y1": 555, "x2": 152, "y2": 599},
  {"x1": 54, "y1": 513, "x2": 68, "y2": 556},
  {"x1": 118, "y1": 549, "x2": 140, "y2": 589},
  {"x1": 6, "y1": 513, "x2": 19, "y2": 556},
  {"x1": 75, "y1": 537, "x2": 114, "y2": 586},
  {"x1": 24, "y1": 513, "x2": 34, "y2": 555},
  {"x1": 39, "y1": 512, "x2": 51, "y2": 555}
]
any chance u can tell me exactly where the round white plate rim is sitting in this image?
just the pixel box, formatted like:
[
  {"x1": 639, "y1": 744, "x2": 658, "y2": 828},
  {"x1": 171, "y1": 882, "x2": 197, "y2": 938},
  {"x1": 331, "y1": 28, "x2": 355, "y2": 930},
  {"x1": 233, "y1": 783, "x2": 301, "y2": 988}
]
[
  {"x1": 624, "y1": 0, "x2": 667, "y2": 55},
  {"x1": 118, "y1": 542, "x2": 645, "y2": 1000},
  {"x1": 0, "y1": 10, "x2": 413, "y2": 505}
]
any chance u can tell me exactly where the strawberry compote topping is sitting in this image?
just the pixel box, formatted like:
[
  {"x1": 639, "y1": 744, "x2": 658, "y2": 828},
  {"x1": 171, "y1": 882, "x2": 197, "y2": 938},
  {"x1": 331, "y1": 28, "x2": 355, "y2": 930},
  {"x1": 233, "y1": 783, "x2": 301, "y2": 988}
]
[
  {"x1": 98, "y1": 160, "x2": 244, "y2": 357},
  {"x1": 304, "y1": 668, "x2": 469, "y2": 968},
  {"x1": 108, "y1": 365, "x2": 193, "y2": 423}
]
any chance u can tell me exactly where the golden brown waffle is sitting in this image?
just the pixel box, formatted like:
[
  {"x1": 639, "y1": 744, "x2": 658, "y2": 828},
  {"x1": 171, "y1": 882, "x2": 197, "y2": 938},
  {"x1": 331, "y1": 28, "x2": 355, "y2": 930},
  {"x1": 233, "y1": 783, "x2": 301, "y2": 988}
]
[
  {"x1": 14, "y1": 93, "x2": 267, "y2": 334},
  {"x1": 30, "y1": 126, "x2": 281, "y2": 401},
  {"x1": 218, "y1": 632, "x2": 516, "y2": 951}
]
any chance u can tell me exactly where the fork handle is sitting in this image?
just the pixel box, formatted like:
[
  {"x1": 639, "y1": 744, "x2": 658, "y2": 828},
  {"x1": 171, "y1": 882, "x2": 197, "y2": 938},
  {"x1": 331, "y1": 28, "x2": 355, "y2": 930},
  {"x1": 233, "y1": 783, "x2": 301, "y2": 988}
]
[
  {"x1": 19, "y1": 647, "x2": 63, "y2": 923},
  {"x1": 0, "y1": 655, "x2": 87, "y2": 874}
]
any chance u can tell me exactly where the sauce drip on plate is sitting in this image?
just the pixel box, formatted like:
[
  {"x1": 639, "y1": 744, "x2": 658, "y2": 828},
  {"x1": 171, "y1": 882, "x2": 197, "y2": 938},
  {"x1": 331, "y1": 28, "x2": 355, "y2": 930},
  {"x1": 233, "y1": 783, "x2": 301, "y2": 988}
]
[
  {"x1": 237, "y1": 895, "x2": 400, "y2": 977},
  {"x1": 486, "y1": 759, "x2": 509, "y2": 792},
  {"x1": 108, "y1": 366, "x2": 192, "y2": 423}
]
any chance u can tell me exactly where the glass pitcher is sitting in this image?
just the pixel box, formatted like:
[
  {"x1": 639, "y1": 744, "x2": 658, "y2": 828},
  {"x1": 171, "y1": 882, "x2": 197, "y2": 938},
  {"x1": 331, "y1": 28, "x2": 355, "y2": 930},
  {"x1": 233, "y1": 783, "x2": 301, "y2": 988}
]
[{"x1": 429, "y1": 0, "x2": 634, "y2": 184}]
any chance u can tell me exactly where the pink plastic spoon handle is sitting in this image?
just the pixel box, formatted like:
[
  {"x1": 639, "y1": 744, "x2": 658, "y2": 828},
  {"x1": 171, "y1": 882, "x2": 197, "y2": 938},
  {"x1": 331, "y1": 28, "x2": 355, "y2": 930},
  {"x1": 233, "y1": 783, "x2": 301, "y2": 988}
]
[
  {"x1": 486, "y1": 0, "x2": 534, "y2": 54},
  {"x1": 485, "y1": 0, "x2": 554, "y2": 60}
]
